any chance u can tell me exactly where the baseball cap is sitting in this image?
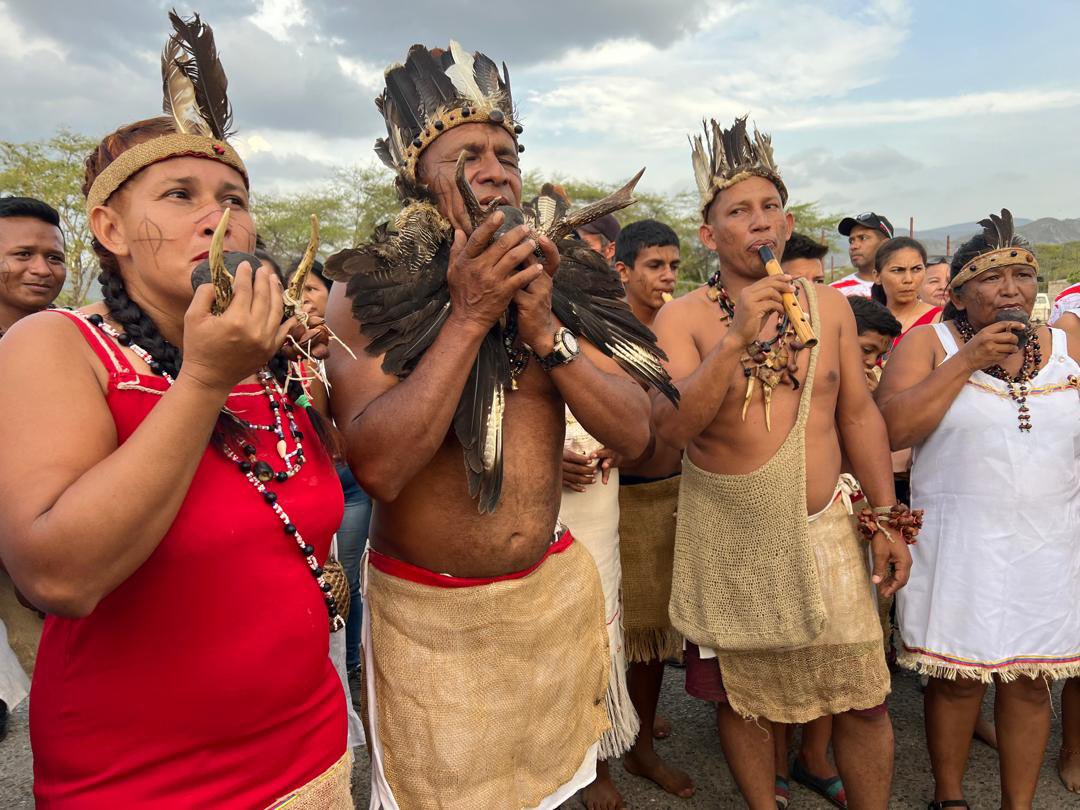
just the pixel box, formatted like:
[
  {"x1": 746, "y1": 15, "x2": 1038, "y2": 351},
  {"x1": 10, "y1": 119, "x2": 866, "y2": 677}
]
[
  {"x1": 578, "y1": 214, "x2": 621, "y2": 244},
  {"x1": 838, "y1": 212, "x2": 894, "y2": 239}
]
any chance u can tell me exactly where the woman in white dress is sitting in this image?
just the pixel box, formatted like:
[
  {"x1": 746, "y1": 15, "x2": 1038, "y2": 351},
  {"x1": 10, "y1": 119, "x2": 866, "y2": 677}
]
[{"x1": 877, "y1": 210, "x2": 1080, "y2": 810}]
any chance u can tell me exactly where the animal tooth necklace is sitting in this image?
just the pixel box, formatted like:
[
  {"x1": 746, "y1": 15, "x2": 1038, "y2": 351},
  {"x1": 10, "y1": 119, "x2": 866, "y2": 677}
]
[{"x1": 707, "y1": 270, "x2": 804, "y2": 431}]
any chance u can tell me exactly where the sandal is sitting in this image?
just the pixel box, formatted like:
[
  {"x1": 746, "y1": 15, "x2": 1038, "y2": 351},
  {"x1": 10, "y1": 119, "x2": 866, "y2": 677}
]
[
  {"x1": 927, "y1": 802, "x2": 969, "y2": 809},
  {"x1": 791, "y1": 758, "x2": 846, "y2": 808},
  {"x1": 775, "y1": 775, "x2": 790, "y2": 809}
]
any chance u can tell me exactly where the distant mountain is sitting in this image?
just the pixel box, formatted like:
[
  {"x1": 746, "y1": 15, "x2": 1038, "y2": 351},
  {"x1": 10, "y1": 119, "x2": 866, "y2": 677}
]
[
  {"x1": 910, "y1": 216, "x2": 1080, "y2": 255},
  {"x1": 1018, "y1": 217, "x2": 1080, "y2": 244},
  {"x1": 915, "y1": 217, "x2": 1032, "y2": 245}
]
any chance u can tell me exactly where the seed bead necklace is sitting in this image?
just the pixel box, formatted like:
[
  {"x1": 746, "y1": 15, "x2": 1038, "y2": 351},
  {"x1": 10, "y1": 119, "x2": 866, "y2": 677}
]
[
  {"x1": 955, "y1": 314, "x2": 1040, "y2": 432},
  {"x1": 85, "y1": 312, "x2": 344, "y2": 630}
]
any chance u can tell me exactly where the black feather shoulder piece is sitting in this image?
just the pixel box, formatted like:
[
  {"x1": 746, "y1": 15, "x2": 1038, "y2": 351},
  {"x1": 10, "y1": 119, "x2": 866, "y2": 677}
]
[{"x1": 326, "y1": 166, "x2": 678, "y2": 513}]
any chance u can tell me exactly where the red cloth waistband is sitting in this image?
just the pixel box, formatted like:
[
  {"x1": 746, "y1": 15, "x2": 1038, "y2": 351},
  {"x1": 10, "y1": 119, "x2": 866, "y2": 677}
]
[{"x1": 368, "y1": 531, "x2": 574, "y2": 588}]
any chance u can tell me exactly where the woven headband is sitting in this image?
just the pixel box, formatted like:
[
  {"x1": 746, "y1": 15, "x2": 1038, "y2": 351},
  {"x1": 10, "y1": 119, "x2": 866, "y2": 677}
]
[
  {"x1": 86, "y1": 133, "x2": 248, "y2": 213},
  {"x1": 700, "y1": 169, "x2": 789, "y2": 218},
  {"x1": 948, "y1": 246, "x2": 1038, "y2": 290}
]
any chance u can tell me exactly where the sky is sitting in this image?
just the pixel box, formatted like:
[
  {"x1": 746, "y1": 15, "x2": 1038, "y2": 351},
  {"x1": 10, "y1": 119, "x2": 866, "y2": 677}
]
[{"x1": 2, "y1": 0, "x2": 1078, "y2": 230}]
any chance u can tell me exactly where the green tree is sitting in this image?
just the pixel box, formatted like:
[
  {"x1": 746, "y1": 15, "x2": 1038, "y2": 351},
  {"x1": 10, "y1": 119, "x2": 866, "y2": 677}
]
[
  {"x1": 250, "y1": 165, "x2": 400, "y2": 265},
  {"x1": 0, "y1": 130, "x2": 100, "y2": 305}
]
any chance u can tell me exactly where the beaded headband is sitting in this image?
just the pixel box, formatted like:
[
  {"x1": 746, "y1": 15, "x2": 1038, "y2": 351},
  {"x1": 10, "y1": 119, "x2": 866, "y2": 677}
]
[
  {"x1": 375, "y1": 41, "x2": 521, "y2": 184},
  {"x1": 86, "y1": 134, "x2": 247, "y2": 212},
  {"x1": 689, "y1": 116, "x2": 787, "y2": 219},
  {"x1": 85, "y1": 12, "x2": 248, "y2": 213},
  {"x1": 948, "y1": 246, "x2": 1039, "y2": 290},
  {"x1": 948, "y1": 209, "x2": 1036, "y2": 290}
]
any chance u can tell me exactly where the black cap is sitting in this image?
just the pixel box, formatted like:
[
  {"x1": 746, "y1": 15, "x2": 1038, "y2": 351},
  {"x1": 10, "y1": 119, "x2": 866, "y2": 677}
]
[
  {"x1": 577, "y1": 214, "x2": 621, "y2": 244},
  {"x1": 838, "y1": 212, "x2": 894, "y2": 239}
]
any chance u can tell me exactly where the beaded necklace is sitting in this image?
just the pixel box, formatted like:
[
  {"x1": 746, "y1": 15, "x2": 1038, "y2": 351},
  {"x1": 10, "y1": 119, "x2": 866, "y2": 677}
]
[
  {"x1": 955, "y1": 314, "x2": 1040, "y2": 432},
  {"x1": 706, "y1": 270, "x2": 801, "y2": 431},
  {"x1": 85, "y1": 312, "x2": 344, "y2": 630}
]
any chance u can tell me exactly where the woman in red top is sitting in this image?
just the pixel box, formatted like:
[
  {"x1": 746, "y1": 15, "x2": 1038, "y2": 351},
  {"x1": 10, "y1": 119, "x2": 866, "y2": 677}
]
[
  {"x1": 0, "y1": 14, "x2": 347, "y2": 808},
  {"x1": 870, "y1": 236, "x2": 942, "y2": 351}
]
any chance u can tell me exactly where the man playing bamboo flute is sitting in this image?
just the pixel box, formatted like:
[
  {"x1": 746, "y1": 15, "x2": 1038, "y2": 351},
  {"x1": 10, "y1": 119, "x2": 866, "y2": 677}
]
[
  {"x1": 324, "y1": 41, "x2": 678, "y2": 810},
  {"x1": 651, "y1": 116, "x2": 913, "y2": 809}
]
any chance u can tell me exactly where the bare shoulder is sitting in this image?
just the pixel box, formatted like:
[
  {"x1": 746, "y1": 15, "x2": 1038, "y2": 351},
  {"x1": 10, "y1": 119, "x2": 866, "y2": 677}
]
[
  {"x1": 809, "y1": 283, "x2": 852, "y2": 323},
  {"x1": 0, "y1": 309, "x2": 96, "y2": 364},
  {"x1": 656, "y1": 286, "x2": 713, "y2": 331},
  {"x1": 1053, "y1": 312, "x2": 1080, "y2": 364}
]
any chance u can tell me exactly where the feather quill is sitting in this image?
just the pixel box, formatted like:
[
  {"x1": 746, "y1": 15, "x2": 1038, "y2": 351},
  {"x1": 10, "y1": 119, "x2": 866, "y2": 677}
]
[
  {"x1": 165, "y1": 11, "x2": 234, "y2": 139},
  {"x1": 445, "y1": 40, "x2": 486, "y2": 107}
]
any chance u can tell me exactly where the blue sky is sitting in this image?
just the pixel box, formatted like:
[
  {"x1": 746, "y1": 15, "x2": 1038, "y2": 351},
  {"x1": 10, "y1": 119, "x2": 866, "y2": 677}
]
[{"x1": 1, "y1": 0, "x2": 1077, "y2": 229}]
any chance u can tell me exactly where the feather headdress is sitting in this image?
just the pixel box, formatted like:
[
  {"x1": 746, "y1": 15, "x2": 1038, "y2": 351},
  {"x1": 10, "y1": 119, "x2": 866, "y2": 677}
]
[
  {"x1": 949, "y1": 208, "x2": 1038, "y2": 289},
  {"x1": 374, "y1": 41, "x2": 521, "y2": 183},
  {"x1": 689, "y1": 116, "x2": 787, "y2": 220},
  {"x1": 85, "y1": 10, "x2": 247, "y2": 212}
]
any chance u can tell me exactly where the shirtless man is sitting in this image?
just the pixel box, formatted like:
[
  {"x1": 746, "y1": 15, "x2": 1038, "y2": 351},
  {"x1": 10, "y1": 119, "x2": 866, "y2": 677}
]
[
  {"x1": 652, "y1": 117, "x2": 911, "y2": 809},
  {"x1": 325, "y1": 43, "x2": 651, "y2": 809}
]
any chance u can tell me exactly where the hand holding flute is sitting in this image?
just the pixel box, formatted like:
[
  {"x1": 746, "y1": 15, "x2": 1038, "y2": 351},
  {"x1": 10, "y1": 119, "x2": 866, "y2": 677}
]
[{"x1": 757, "y1": 245, "x2": 817, "y2": 347}]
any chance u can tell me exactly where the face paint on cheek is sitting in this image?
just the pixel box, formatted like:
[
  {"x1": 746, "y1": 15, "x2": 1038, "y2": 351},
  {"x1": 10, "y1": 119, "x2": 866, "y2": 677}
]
[{"x1": 133, "y1": 217, "x2": 169, "y2": 256}]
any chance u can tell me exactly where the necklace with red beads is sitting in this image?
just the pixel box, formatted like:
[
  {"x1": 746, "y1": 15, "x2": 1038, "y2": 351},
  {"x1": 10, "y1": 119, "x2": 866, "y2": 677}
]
[
  {"x1": 955, "y1": 314, "x2": 1040, "y2": 432},
  {"x1": 84, "y1": 312, "x2": 344, "y2": 630}
]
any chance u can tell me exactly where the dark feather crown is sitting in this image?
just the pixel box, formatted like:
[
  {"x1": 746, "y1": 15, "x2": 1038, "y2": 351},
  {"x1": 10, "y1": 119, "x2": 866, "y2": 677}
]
[
  {"x1": 375, "y1": 41, "x2": 520, "y2": 182},
  {"x1": 689, "y1": 115, "x2": 786, "y2": 219}
]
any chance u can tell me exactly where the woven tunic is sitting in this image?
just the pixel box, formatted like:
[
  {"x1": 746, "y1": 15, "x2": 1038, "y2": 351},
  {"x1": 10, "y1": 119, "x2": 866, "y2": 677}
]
[
  {"x1": 31, "y1": 311, "x2": 347, "y2": 808},
  {"x1": 897, "y1": 323, "x2": 1080, "y2": 681}
]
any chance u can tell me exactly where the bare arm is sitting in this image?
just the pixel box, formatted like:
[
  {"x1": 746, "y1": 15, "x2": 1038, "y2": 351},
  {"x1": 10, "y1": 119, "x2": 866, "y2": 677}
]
[
  {"x1": 651, "y1": 311, "x2": 739, "y2": 450},
  {"x1": 828, "y1": 288, "x2": 910, "y2": 596},
  {"x1": 833, "y1": 291, "x2": 896, "y2": 509},
  {"x1": 876, "y1": 320, "x2": 1023, "y2": 449},
  {"x1": 0, "y1": 267, "x2": 293, "y2": 617},
  {"x1": 325, "y1": 288, "x2": 488, "y2": 502},
  {"x1": 548, "y1": 340, "x2": 649, "y2": 459}
]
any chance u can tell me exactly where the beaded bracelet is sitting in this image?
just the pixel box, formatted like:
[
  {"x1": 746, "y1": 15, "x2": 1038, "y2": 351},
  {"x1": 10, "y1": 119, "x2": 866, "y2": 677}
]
[{"x1": 856, "y1": 503, "x2": 924, "y2": 545}]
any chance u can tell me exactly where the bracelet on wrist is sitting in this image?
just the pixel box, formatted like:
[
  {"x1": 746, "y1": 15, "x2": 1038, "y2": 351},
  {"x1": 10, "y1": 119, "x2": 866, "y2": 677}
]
[{"x1": 856, "y1": 503, "x2": 923, "y2": 545}]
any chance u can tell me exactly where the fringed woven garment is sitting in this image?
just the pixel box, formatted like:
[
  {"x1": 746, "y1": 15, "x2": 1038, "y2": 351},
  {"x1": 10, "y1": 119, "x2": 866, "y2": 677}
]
[
  {"x1": 669, "y1": 281, "x2": 890, "y2": 722},
  {"x1": 669, "y1": 280, "x2": 827, "y2": 653},
  {"x1": 558, "y1": 407, "x2": 640, "y2": 759},
  {"x1": 617, "y1": 475, "x2": 684, "y2": 664},
  {"x1": 709, "y1": 495, "x2": 890, "y2": 723},
  {"x1": 362, "y1": 536, "x2": 610, "y2": 809},
  {"x1": 897, "y1": 323, "x2": 1080, "y2": 683}
]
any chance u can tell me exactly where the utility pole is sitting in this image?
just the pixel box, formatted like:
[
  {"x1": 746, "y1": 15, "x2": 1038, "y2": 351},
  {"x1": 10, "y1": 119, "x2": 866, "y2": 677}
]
[{"x1": 909, "y1": 216, "x2": 914, "y2": 238}]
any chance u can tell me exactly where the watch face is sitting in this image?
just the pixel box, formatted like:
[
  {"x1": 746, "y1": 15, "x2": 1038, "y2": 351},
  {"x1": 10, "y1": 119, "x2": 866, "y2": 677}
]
[{"x1": 562, "y1": 331, "x2": 579, "y2": 355}]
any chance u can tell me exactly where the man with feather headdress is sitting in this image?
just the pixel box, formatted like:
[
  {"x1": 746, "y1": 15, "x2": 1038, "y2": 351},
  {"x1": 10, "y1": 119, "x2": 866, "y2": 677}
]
[
  {"x1": 650, "y1": 117, "x2": 912, "y2": 808},
  {"x1": 324, "y1": 42, "x2": 678, "y2": 809}
]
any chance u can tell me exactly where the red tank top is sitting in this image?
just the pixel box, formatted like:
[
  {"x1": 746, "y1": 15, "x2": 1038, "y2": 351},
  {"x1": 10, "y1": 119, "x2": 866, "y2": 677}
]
[{"x1": 30, "y1": 311, "x2": 346, "y2": 808}]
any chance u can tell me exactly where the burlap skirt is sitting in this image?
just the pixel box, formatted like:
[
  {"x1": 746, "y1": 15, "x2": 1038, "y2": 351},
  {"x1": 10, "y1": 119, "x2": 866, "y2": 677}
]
[
  {"x1": 265, "y1": 751, "x2": 352, "y2": 809},
  {"x1": 617, "y1": 476, "x2": 683, "y2": 664},
  {"x1": 716, "y1": 499, "x2": 891, "y2": 723},
  {"x1": 364, "y1": 537, "x2": 610, "y2": 809}
]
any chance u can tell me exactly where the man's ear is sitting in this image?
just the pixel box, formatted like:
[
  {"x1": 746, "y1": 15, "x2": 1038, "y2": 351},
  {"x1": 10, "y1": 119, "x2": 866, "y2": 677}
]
[
  {"x1": 90, "y1": 205, "x2": 131, "y2": 258},
  {"x1": 949, "y1": 287, "x2": 966, "y2": 312},
  {"x1": 699, "y1": 221, "x2": 717, "y2": 252},
  {"x1": 784, "y1": 210, "x2": 794, "y2": 239},
  {"x1": 603, "y1": 241, "x2": 616, "y2": 263},
  {"x1": 615, "y1": 261, "x2": 631, "y2": 285}
]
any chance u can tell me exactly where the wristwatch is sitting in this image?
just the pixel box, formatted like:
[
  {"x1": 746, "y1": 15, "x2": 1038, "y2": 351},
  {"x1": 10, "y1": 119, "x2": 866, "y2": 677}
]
[{"x1": 537, "y1": 327, "x2": 580, "y2": 371}]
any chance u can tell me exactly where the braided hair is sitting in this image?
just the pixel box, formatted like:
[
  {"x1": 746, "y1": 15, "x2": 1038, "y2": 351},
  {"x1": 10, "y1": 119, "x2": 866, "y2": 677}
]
[{"x1": 84, "y1": 117, "x2": 342, "y2": 459}]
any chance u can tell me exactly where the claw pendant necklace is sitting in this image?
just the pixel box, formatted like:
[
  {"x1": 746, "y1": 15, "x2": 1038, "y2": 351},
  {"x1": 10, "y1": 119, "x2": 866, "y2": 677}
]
[{"x1": 707, "y1": 270, "x2": 801, "y2": 431}]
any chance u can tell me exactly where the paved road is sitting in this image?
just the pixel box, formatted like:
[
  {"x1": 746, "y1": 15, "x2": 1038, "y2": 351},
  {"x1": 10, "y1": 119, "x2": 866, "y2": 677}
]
[{"x1": 1, "y1": 670, "x2": 1070, "y2": 808}]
